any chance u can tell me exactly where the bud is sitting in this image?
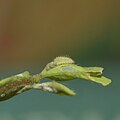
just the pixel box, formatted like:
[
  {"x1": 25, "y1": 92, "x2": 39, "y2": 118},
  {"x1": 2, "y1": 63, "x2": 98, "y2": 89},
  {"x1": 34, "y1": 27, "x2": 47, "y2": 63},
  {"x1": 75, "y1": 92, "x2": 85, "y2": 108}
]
[
  {"x1": 41, "y1": 57, "x2": 111, "y2": 86},
  {"x1": 33, "y1": 81, "x2": 76, "y2": 96}
]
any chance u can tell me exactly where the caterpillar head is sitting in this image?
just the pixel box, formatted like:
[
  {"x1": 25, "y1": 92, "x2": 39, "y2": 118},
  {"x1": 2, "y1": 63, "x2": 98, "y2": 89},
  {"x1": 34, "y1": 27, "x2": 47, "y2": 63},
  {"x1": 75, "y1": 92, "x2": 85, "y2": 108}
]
[{"x1": 45, "y1": 56, "x2": 75, "y2": 71}]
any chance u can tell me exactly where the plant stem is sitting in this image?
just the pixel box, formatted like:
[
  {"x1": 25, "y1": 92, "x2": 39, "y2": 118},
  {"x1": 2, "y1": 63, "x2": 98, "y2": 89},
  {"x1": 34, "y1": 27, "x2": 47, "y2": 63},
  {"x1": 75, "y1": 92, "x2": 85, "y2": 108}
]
[{"x1": 0, "y1": 71, "x2": 42, "y2": 101}]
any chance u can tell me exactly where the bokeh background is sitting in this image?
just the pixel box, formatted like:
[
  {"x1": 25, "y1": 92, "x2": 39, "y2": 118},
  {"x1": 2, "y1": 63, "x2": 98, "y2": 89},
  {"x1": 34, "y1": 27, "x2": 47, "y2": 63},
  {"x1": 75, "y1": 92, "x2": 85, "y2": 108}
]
[{"x1": 0, "y1": 0, "x2": 120, "y2": 120}]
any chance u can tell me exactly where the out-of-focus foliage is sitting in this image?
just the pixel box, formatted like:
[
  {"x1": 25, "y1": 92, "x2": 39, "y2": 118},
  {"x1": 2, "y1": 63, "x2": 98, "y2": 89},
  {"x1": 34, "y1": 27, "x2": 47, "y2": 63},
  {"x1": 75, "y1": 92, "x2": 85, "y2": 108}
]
[{"x1": 0, "y1": 0, "x2": 119, "y2": 69}]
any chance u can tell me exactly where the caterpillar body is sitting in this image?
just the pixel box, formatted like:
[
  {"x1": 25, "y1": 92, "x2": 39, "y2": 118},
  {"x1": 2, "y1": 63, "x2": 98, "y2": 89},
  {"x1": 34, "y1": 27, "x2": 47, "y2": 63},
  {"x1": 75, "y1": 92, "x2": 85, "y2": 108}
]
[{"x1": 45, "y1": 56, "x2": 74, "y2": 70}]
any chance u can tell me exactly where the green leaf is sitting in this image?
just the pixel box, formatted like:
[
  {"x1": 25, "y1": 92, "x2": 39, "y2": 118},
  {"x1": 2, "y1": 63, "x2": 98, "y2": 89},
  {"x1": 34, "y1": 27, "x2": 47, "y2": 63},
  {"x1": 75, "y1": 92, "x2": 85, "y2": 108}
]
[
  {"x1": 41, "y1": 64, "x2": 112, "y2": 86},
  {"x1": 33, "y1": 81, "x2": 76, "y2": 96}
]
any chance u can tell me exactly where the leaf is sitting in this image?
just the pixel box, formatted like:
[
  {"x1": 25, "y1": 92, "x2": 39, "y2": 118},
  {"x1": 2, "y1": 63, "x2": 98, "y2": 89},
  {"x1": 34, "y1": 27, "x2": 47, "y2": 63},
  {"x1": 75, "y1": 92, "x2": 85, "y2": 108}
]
[
  {"x1": 41, "y1": 64, "x2": 112, "y2": 86},
  {"x1": 33, "y1": 81, "x2": 76, "y2": 96},
  {"x1": 83, "y1": 67, "x2": 104, "y2": 76},
  {"x1": 88, "y1": 76, "x2": 112, "y2": 86}
]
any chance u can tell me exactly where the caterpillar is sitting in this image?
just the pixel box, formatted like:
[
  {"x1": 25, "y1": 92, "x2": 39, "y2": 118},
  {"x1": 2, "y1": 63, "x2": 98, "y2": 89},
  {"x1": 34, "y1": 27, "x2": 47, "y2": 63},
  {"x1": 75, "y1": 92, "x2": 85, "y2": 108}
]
[{"x1": 45, "y1": 56, "x2": 75, "y2": 70}]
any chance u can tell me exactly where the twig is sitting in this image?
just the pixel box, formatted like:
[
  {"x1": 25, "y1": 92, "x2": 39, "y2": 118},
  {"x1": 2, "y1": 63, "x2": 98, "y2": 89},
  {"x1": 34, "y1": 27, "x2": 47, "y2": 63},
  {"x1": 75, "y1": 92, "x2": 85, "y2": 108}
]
[{"x1": 0, "y1": 56, "x2": 112, "y2": 102}]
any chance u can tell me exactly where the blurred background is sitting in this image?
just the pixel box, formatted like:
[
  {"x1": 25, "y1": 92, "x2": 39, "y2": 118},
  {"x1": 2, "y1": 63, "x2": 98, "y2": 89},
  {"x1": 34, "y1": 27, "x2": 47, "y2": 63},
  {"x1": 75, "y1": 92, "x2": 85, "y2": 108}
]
[{"x1": 0, "y1": 0, "x2": 120, "y2": 120}]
